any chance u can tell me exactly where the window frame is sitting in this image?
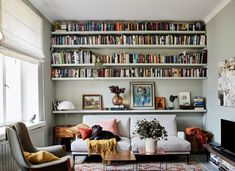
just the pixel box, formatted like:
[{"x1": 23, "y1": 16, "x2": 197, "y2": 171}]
[{"x1": 0, "y1": 54, "x2": 39, "y2": 127}]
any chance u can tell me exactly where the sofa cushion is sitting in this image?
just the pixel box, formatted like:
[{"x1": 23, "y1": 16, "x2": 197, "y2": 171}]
[
  {"x1": 79, "y1": 127, "x2": 92, "y2": 140},
  {"x1": 71, "y1": 137, "x2": 131, "y2": 152},
  {"x1": 97, "y1": 118, "x2": 118, "y2": 135},
  {"x1": 130, "y1": 115, "x2": 177, "y2": 138},
  {"x1": 131, "y1": 136, "x2": 191, "y2": 152},
  {"x1": 83, "y1": 115, "x2": 130, "y2": 137}
]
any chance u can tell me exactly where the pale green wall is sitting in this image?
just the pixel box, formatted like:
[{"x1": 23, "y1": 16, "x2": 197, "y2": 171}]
[{"x1": 204, "y1": 1, "x2": 235, "y2": 143}]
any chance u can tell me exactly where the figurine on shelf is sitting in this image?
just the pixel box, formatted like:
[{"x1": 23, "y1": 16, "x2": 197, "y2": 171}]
[{"x1": 168, "y1": 95, "x2": 178, "y2": 109}]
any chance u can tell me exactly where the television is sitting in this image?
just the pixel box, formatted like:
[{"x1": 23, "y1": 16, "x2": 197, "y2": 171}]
[{"x1": 221, "y1": 119, "x2": 235, "y2": 158}]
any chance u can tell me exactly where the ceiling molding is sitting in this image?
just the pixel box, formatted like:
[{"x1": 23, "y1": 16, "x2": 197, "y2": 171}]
[{"x1": 204, "y1": 0, "x2": 231, "y2": 23}]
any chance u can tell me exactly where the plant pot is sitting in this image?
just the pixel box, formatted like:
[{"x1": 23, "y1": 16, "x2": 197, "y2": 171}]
[
  {"x1": 145, "y1": 138, "x2": 156, "y2": 153},
  {"x1": 112, "y1": 95, "x2": 123, "y2": 106}
]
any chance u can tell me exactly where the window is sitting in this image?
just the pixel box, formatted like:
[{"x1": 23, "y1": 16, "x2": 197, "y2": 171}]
[{"x1": 0, "y1": 54, "x2": 39, "y2": 126}]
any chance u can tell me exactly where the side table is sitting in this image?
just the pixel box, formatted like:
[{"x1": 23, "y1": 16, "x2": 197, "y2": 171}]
[{"x1": 53, "y1": 125, "x2": 75, "y2": 152}]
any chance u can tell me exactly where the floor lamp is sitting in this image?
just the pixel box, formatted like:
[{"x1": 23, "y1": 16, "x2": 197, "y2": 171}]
[{"x1": 57, "y1": 101, "x2": 75, "y2": 126}]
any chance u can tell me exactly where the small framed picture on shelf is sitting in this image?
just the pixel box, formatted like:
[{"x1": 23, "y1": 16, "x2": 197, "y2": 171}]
[
  {"x1": 178, "y1": 92, "x2": 191, "y2": 106},
  {"x1": 82, "y1": 94, "x2": 102, "y2": 110},
  {"x1": 52, "y1": 100, "x2": 61, "y2": 111},
  {"x1": 130, "y1": 82, "x2": 155, "y2": 109},
  {"x1": 155, "y1": 97, "x2": 166, "y2": 110}
]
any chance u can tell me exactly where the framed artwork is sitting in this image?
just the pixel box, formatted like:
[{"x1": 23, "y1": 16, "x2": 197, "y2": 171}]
[
  {"x1": 130, "y1": 82, "x2": 155, "y2": 109},
  {"x1": 218, "y1": 57, "x2": 235, "y2": 107},
  {"x1": 155, "y1": 97, "x2": 166, "y2": 110},
  {"x1": 82, "y1": 94, "x2": 102, "y2": 110},
  {"x1": 178, "y1": 92, "x2": 191, "y2": 106}
]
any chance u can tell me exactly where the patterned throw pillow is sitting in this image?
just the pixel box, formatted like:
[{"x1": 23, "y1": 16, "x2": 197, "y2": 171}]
[{"x1": 66, "y1": 123, "x2": 90, "y2": 137}]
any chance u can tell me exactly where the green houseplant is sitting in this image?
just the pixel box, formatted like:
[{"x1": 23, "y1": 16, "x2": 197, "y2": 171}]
[{"x1": 134, "y1": 118, "x2": 168, "y2": 153}]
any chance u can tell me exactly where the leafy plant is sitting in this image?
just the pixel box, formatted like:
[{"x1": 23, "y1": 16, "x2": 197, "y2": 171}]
[
  {"x1": 95, "y1": 56, "x2": 103, "y2": 69},
  {"x1": 133, "y1": 119, "x2": 168, "y2": 141},
  {"x1": 109, "y1": 86, "x2": 125, "y2": 96}
]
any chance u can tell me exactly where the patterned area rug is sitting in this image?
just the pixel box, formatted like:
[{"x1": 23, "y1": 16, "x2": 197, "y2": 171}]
[{"x1": 74, "y1": 158, "x2": 206, "y2": 171}]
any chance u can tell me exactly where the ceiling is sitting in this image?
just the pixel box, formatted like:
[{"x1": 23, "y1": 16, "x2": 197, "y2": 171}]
[{"x1": 28, "y1": 0, "x2": 231, "y2": 23}]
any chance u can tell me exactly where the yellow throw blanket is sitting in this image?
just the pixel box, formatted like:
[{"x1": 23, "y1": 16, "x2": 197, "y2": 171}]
[{"x1": 86, "y1": 138, "x2": 117, "y2": 158}]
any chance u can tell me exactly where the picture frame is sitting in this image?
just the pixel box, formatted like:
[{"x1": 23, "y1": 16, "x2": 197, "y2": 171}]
[
  {"x1": 82, "y1": 94, "x2": 102, "y2": 110},
  {"x1": 155, "y1": 97, "x2": 166, "y2": 110},
  {"x1": 130, "y1": 82, "x2": 155, "y2": 109},
  {"x1": 178, "y1": 92, "x2": 191, "y2": 106}
]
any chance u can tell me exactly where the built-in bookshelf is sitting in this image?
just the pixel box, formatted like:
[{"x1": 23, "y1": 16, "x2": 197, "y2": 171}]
[{"x1": 51, "y1": 20, "x2": 207, "y2": 80}]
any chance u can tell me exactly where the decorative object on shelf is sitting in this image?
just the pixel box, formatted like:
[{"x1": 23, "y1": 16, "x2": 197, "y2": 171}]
[
  {"x1": 168, "y1": 95, "x2": 178, "y2": 109},
  {"x1": 109, "y1": 86, "x2": 125, "y2": 106},
  {"x1": 133, "y1": 118, "x2": 168, "y2": 153},
  {"x1": 218, "y1": 57, "x2": 235, "y2": 107},
  {"x1": 52, "y1": 100, "x2": 62, "y2": 111},
  {"x1": 57, "y1": 100, "x2": 75, "y2": 125},
  {"x1": 58, "y1": 101, "x2": 75, "y2": 110},
  {"x1": 82, "y1": 94, "x2": 102, "y2": 110},
  {"x1": 130, "y1": 82, "x2": 155, "y2": 109},
  {"x1": 178, "y1": 92, "x2": 191, "y2": 108},
  {"x1": 155, "y1": 97, "x2": 166, "y2": 110},
  {"x1": 29, "y1": 114, "x2": 36, "y2": 123}
]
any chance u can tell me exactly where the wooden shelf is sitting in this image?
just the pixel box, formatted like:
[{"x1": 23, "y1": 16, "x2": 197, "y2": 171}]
[
  {"x1": 51, "y1": 30, "x2": 206, "y2": 35},
  {"x1": 52, "y1": 44, "x2": 206, "y2": 49},
  {"x1": 52, "y1": 109, "x2": 207, "y2": 114}
]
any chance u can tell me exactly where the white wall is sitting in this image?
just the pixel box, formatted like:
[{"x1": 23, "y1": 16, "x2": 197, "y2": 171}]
[{"x1": 204, "y1": 1, "x2": 235, "y2": 143}]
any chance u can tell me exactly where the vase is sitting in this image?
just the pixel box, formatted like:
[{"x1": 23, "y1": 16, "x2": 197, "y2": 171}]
[
  {"x1": 112, "y1": 94, "x2": 123, "y2": 106},
  {"x1": 145, "y1": 138, "x2": 157, "y2": 153}
]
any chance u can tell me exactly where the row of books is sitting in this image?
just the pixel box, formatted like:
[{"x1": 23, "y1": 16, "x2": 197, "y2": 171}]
[
  {"x1": 51, "y1": 50, "x2": 207, "y2": 65},
  {"x1": 51, "y1": 35, "x2": 206, "y2": 46},
  {"x1": 194, "y1": 96, "x2": 205, "y2": 110},
  {"x1": 51, "y1": 68, "x2": 207, "y2": 78},
  {"x1": 53, "y1": 21, "x2": 205, "y2": 32}
]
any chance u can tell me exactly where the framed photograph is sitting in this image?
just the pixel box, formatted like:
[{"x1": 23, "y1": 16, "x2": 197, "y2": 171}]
[
  {"x1": 82, "y1": 94, "x2": 102, "y2": 110},
  {"x1": 155, "y1": 97, "x2": 166, "y2": 110},
  {"x1": 179, "y1": 92, "x2": 191, "y2": 106},
  {"x1": 130, "y1": 82, "x2": 155, "y2": 109}
]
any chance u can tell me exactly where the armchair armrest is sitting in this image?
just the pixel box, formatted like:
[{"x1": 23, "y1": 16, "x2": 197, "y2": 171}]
[
  {"x1": 36, "y1": 145, "x2": 66, "y2": 158},
  {"x1": 177, "y1": 131, "x2": 185, "y2": 139},
  {"x1": 29, "y1": 156, "x2": 71, "y2": 171}
]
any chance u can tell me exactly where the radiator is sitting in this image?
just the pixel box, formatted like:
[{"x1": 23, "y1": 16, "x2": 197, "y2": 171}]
[{"x1": 0, "y1": 140, "x2": 19, "y2": 171}]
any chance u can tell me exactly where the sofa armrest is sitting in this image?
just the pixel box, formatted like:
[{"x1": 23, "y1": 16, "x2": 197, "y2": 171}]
[{"x1": 177, "y1": 131, "x2": 185, "y2": 139}]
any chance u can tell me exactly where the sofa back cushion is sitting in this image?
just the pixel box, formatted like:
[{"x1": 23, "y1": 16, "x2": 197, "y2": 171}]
[
  {"x1": 83, "y1": 115, "x2": 130, "y2": 137},
  {"x1": 130, "y1": 115, "x2": 177, "y2": 138}
]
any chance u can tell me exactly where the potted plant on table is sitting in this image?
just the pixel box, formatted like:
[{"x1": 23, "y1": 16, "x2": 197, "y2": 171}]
[{"x1": 133, "y1": 118, "x2": 168, "y2": 153}]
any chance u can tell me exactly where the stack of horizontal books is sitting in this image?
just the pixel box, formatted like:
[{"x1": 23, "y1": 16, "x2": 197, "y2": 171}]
[{"x1": 194, "y1": 96, "x2": 205, "y2": 110}]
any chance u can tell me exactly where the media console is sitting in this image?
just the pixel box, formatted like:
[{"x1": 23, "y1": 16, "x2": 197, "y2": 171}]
[{"x1": 203, "y1": 144, "x2": 235, "y2": 171}]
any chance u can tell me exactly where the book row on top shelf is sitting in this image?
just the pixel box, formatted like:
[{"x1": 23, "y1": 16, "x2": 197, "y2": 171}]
[
  {"x1": 51, "y1": 49, "x2": 207, "y2": 65},
  {"x1": 53, "y1": 20, "x2": 205, "y2": 32}
]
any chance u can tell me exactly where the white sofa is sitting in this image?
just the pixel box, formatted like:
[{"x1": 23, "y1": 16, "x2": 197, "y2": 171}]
[{"x1": 71, "y1": 114, "x2": 191, "y2": 158}]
